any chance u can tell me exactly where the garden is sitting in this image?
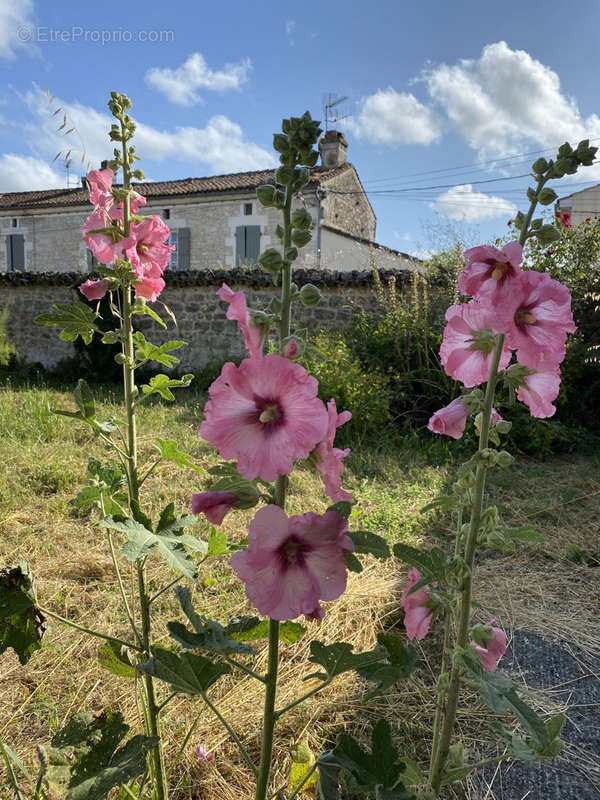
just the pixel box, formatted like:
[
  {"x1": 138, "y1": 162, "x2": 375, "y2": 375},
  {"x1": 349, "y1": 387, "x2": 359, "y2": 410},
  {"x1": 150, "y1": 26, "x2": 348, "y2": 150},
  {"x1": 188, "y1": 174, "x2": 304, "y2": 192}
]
[{"x1": 1, "y1": 95, "x2": 599, "y2": 800}]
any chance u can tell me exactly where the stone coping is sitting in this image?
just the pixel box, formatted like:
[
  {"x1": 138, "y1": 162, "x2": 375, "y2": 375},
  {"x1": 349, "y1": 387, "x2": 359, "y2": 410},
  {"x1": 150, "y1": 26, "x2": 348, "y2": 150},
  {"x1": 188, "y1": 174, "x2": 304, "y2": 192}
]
[{"x1": 0, "y1": 267, "x2": 412, "y2": 289}]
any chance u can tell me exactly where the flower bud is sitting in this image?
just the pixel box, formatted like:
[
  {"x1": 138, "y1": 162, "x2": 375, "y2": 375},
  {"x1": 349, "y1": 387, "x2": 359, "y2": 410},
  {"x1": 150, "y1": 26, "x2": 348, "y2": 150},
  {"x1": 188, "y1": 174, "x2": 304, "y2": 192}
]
[
  {"x1": 495, "y1": 420, "x2": 512, "y2": 435},
  {"x1": 532, "y1": 157, "x2": 548, "y2": 174},
  {"x1": 256, "y1": 185, "x2": 278, "y2": 207},
  {"x1": 538, "y1": 187, "x2": 558, "y2": 206},
  {"x1": 291, "y1": 229, "x2": 312, "y2": 248},
  {"x1": 291, "y1": 208, "x2": 313, "y2": 230},
  {"x1": 497, "y1": 450, "x2": 514, "y2": 468},
  {"x1": 457, "y1": 472, "x2": 476, "y2": 489},
  {"x1": 272, "y1": 133, "x2": 290, "y2": 154},
  {"x1": 114, "y1": 353, "x2": 127, "y2": 365},
  {"x1": 476, "y1": 448, "x2": 498, "y2": 468},
  {"x1": 258, "y1": 248, "x2": 283, "y2": 275},
  {"x1": 299, "y1": 283, "x2": 321, "y2": 306},
  {"x1": 275, "y1": 166, "x2": 294, "y2": 185}
]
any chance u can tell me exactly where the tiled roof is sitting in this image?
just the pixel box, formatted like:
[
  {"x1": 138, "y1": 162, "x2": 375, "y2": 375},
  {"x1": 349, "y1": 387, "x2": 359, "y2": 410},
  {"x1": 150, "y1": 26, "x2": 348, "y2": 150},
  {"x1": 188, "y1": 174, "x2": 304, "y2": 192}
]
[{"x1": 0, "y1": 163, "x2": 352, "y2": 211}]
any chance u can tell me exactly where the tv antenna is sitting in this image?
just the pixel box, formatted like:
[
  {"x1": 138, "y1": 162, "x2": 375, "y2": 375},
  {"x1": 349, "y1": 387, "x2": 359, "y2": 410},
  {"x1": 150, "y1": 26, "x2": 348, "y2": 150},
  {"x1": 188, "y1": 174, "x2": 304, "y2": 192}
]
[{"x1": 323, "y1": 93, "x2": 349, "y2": 130}]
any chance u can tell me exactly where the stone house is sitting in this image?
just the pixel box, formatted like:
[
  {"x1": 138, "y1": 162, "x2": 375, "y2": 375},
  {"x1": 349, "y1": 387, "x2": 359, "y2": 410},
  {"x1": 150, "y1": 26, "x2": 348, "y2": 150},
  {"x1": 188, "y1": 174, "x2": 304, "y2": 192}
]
[
  {"x1": 0, "y1": 131, "x2": 416, "y2": 275},
  {"x1": 555, "y1": 184, "x2": 600, "y2": 225}
]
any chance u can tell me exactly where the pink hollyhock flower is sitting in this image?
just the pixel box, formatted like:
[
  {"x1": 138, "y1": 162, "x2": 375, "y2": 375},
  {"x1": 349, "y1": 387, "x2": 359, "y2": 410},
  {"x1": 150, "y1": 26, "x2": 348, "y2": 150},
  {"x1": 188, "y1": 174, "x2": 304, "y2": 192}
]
[
  {"x1": 200, "y1": 354, "x2": 328, "y2": 482},
  {"x1": 557, "y1": 211, "x2": 573, "y2": 227},
  {"x1": 460, "y1": 242, "x2": 523, "y2": 298},
  {"x1": 192, "y1": 491, "x2": 239, "y2": 526},
  {"x1": 516, "y1": 367, "x2": 561, "y2": 418},
  {"x1": 80, "y1": 279, "x2": 109, "y2": 301},
  {"x1": 314, "y1": 399, "x2": 353, "y2": 503},
  {"x1": 195, "y1": 745, "x2": 214, "y2": 763},
  {"x1": 440, "y1": 302, "x2": 512, "y2": 387},
  {"x1": 472, "y1": 622, "x2": 508, "y2": 672},
  {"x1": 83, "y1": 207, "x2": 126, "y2": 264},
  {"x1": 427, "y1": 397, "x2": 469, "y2": 439},
  {"x1": 86, "y1": 168, "x2": 114, "y2": 211},
  {"x1": 499, "y1": 271, "x2": 576, "y2": 370},
  {"x1": 122, "y1": 216, "x2": 174, "y2": 274},
  {"x1": 401, "y1": 568, "x2": 433, "y2": 641},
  {"x1": 230, "y1": 505, "x2": 353, "y2": 621},
  {"x1": 217, "y1": 283, "x2": 263, "y2": 359},
  {"x1": 491, "y1": 407, "x2": 503, "y2": 425}
]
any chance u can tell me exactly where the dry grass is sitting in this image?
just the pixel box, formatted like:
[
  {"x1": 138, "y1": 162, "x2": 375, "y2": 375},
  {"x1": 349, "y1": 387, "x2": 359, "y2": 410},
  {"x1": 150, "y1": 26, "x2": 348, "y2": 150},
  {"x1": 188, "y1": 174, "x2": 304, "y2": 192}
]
[{"x1": 0, "y1": 384, "x2": 598, "y2": 799}]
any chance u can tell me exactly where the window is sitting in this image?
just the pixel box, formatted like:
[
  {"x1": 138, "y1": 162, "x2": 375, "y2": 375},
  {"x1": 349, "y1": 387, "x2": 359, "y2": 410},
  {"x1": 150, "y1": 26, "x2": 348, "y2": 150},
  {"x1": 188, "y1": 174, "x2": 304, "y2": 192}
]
[
  {"x1": 5, "y1": 234, "x2": 25, "y2": 270},
  {"x1": 244, "y1": 202, "x2": 253, "y2": 216},
  {"x1": 162, "y1": 209, "x2": 170, "y2": 220},
  {"x1": 235, "y1": 225, "x2": 260, "y2": 266},
  {"x1": 168, "y1": 230, "x2": 178, "y2": 268},
  {"x1": 11, "y1": 218, "x2": 18, "y2": 228}
]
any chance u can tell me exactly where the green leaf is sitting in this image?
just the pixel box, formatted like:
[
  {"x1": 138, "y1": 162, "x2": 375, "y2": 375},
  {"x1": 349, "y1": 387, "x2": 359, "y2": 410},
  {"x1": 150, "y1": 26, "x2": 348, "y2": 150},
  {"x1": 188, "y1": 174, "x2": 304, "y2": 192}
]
[
  {"x1": 98, "y1": 641, "x2": 137, "y2": 678},
  {"x1": 0, "y1": 561, "x2": 45, "y2": 665},
  {"x1": 101, "y1": 511, "x2": 203, "y2": 580},
  {"x1": 133, "y1": 332, "x2": 186, "y2": 368},
  {"x1": 345, "y1": 552, "x2": 363, "y2": 573},
  {"x1": 393, "y1": 543, "x2": 449, "y2": 584},
  {"x1": 229, "y1": 618, "x2": 305, "y2": 644},
  {"x1": 140, "y1": 373, "x2": 193, "y2": 402},
  {"x1": 73, "y1": 379, "x2": 95, "y2": 418},
  {"x1": 349, "y1": 530, "x2": 391, "y2": 560},
  {"x1": 306, "y1": 641, "x2": 385, "y2": 682},
  {"x1": 330, "y1": 720, "x2": 413, "y2": 798},
  {"x1": 356, "y1": 633, "x2": 420, "y2": 695},
  {"x1": 35, "y1": 301, "x2": 99, "y2": 344},
  {"x1": 136, "y1": 646, "x2": 230, "y2": 695},
  {"x1": 398, "y1": 758, "x2": 424, "y2": 788},
  {"x1": 40, "y1": 709, "x2": 156, "y2": 800},
  {"x1": 0, "y1": 738, "x2": 27, "y2": 800},
  {"x1": 288, "y1": 739, "x2": 318, "y2": 793},
  {"x1": 155, "y1": 439, "x2": 205, "y2": 472},
  {"x1": 131, "y1": 299, "x2": 167, "y2": 328},
  {"x1": 535, "y1": 225, "x2": 561, "y2": 245},
  {"x1": 208, "y1": 527, "x2": 228, "y2": 556},
  {"x1": 327, "y1": 501, "x2": 353, "y2": 519},
  {"x1": 167, "y1": 586, "x2": 255, "y2": 655}
]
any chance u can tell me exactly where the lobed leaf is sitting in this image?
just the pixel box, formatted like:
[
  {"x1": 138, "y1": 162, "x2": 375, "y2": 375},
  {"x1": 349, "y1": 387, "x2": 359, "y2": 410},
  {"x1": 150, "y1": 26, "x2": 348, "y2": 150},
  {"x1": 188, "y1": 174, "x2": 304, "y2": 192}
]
[
  {"x1": 0, "y1": 561, "x2": 45, "y2": 665},
  {"x1": 306, "y1": 640, "x2": 385, "y2": 682},
  {"x1": 35, "y1": 301, "x2": 99, "y2": 345},
  {"x1": 136, "y1": 646, "x2": 230, "y2": 695}
]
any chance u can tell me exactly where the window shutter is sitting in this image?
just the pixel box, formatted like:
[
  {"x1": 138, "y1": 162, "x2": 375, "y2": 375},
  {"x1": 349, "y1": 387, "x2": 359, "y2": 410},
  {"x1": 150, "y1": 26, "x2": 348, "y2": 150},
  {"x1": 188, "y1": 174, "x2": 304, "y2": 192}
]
[
  {"x1": 6, "y1": 235, "x2": 25, "y2": 270},
  {"x1": 235, "y1": 225, "x2": 245, "y2": 266},
  {"x1": 177, "y1": 227, "x2": 190, "y2": 269},
  {"x1": 246, "y1": 226, "x2": 261, "y2": 263}
]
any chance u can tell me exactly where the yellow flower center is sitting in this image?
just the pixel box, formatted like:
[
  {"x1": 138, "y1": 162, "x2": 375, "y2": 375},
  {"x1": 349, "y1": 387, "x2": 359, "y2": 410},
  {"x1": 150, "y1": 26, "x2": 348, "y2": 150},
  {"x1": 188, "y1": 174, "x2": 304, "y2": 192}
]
[{"x1": 259, "y1": 403, "x2": 281, "y2": 424}]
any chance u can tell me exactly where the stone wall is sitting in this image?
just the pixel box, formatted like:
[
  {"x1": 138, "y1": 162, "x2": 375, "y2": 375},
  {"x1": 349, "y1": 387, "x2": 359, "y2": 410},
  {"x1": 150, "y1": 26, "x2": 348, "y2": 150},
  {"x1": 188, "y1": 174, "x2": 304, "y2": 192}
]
[{"x1": 0, "y1": 268, "x2": 411, "y2": 371}]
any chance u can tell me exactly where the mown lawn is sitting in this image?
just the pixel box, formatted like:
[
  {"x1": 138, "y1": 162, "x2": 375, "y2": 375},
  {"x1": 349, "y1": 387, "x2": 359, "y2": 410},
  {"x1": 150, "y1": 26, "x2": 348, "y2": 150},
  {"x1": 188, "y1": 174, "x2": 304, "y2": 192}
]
[{"x1": 0, "y1": 382, "x2": 598, "y2": 799}]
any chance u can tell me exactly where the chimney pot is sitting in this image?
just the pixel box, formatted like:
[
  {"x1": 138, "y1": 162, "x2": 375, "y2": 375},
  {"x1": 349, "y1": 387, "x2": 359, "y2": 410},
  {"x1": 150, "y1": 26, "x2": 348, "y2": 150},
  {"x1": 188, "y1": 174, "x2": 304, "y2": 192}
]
[{"x1": 319, "y1": 130, "x2": 348, "y2": 168}]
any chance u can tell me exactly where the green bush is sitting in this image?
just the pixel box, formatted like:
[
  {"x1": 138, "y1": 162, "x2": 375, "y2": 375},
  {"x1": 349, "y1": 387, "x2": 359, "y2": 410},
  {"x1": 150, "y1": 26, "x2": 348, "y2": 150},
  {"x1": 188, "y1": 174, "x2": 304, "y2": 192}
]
[{"x1": 302, "y1": 331, "x2": 393, "y2": 440}]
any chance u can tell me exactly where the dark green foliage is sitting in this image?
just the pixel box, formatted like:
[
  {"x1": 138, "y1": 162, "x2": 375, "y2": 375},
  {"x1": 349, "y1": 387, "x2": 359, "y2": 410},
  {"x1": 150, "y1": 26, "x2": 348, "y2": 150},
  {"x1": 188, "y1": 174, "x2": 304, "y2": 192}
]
[
  {"x1": 39, "y1": 709, "x2": 156, "y2": 799},
  {"x1": 0, "y1": 561, "x2": 45, "y2": 664}
]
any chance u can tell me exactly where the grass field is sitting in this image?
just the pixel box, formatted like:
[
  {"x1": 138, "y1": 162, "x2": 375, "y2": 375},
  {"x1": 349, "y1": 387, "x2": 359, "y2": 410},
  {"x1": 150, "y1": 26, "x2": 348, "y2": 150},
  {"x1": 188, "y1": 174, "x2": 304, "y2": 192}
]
[{"x1": 0, "y1": 382, "x2": 598, "y2": 799}]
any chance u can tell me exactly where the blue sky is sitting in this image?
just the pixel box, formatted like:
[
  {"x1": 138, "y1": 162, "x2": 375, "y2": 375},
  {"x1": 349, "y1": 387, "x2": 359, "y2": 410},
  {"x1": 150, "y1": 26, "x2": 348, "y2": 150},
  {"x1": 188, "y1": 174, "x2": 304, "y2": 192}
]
[{"x1": 2, "y1": 0, "x2": 600, "y2": 256}]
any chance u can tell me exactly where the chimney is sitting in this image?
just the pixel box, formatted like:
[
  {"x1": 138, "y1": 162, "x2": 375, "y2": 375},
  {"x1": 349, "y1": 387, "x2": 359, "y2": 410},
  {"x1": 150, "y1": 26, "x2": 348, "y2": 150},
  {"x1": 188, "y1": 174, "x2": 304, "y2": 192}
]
[{"x1": 319, "y1": 130, "x2": 348, "y2": 168}]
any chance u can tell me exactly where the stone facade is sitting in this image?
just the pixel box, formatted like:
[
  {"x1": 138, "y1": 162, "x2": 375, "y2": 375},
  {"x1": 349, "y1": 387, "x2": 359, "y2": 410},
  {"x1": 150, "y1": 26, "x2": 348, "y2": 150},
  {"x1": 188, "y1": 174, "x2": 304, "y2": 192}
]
[
  {"x1": 0, "y1": 268, "x2": 407, "y2": 370},
  {"x1": 319, "y1": 168, "x2": 376, "y2": 241}
]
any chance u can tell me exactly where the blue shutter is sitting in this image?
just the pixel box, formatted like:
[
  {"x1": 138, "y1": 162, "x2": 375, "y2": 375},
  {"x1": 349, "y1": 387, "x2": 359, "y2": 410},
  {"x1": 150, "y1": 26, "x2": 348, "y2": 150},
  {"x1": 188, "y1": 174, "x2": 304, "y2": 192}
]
[
  {"x1": 86, "y1": 249, "x2": 97, "y2": 272},
  {"x1": 5, "y1": 236, "x2": 11, "y2": 270},
  {"x1": 178, "y1": 227, "x2": 190, "y2": 269},
  {"x1": 246, "y1": 226, "x2": 261, "y2": 263}
]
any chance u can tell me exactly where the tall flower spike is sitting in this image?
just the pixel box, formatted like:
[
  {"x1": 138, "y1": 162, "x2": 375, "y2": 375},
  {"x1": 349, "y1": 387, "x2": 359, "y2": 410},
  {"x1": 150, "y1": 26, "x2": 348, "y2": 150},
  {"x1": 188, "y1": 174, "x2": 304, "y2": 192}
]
[
  {"x1": 200, "y1": 354, "x2": 329, "y2": 482},
  {"x1": 230, "y1": 505, "x2": 354, "y2": 621}
]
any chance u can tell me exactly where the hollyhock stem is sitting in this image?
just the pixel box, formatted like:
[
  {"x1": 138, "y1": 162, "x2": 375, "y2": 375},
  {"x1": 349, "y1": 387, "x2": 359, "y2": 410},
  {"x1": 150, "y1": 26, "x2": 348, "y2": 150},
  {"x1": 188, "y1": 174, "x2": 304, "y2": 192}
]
[
  {"x1": 429, "y1": 336, "x2": 505, "y2": 794},
  {"x1": 254, "y1": 184, "x2": 294, "y2": 800},
  {"x1": 116, "y1": 112, "x2": 168, "y2": 800}
]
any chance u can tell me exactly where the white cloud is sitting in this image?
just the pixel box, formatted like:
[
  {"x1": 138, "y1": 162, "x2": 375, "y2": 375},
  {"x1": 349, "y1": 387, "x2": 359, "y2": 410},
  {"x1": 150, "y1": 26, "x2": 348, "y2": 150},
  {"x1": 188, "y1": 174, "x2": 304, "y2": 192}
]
[
  {"x1": 433, "y1": 183, "x2": 517, "y2": 222},
  {"x1": 145, "y1": 53, "x2": 251, "y2": 106},
  {"x1": 424, "y1": 41, "x2": 600, "y2": 165},
  {"x1": 285, "y1": 19, "x2": 296, "y2": 36},
  {"x1": 0, "y1": 0, "x2": 37, "y2": 59},
  {"x1": 20, "y1": 86, "x2": 276, "y2": 176},
  {"x1": 347, "y1": 88, "x2": 441, "y2": 146},
  {"x1": 0, "y1": 154, "x2": 62, "y2": 191}
]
